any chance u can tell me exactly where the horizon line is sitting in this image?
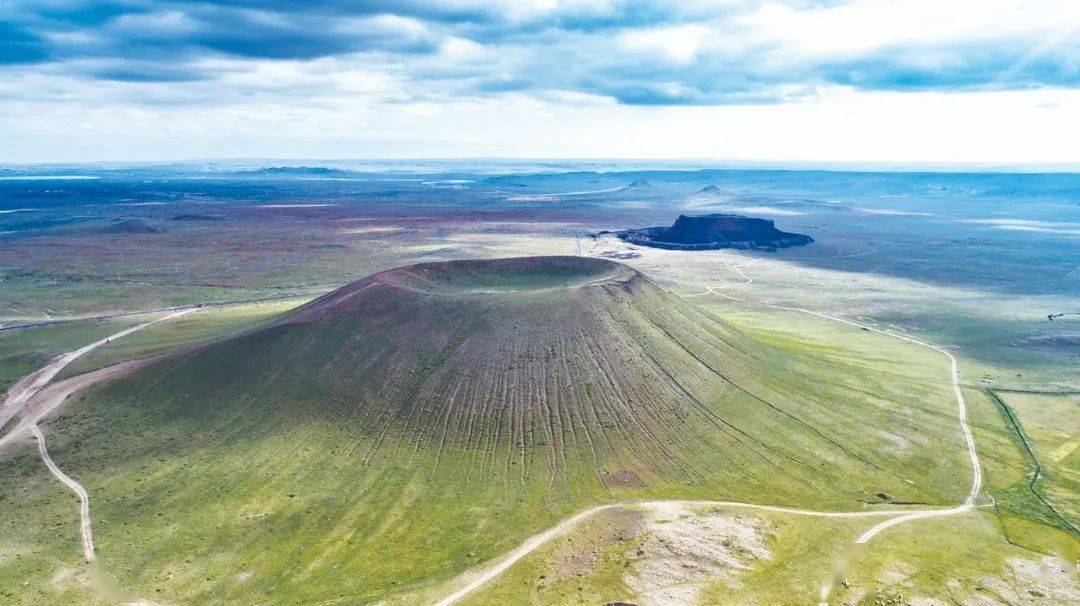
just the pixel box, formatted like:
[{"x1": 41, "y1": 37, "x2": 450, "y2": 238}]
[{"x1": 3, "y1": 157, "x2": 1080, "y2": 175}]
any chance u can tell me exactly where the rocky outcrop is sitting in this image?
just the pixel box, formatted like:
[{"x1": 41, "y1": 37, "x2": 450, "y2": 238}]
[{"x1": 617, "y1": 214, "x2": 812, "y2": 251}]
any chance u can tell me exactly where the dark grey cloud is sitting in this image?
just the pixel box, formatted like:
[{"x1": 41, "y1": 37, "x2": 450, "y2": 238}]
[
  {"x1": 3, "y1": 1, "x2": 442, "y2": 62},
  {"x1": 0, "y1": 21, "x2": 51, "y2": 64},
  {"x1": 92, "y1": 61, "x2": 211, "y2": 82}
]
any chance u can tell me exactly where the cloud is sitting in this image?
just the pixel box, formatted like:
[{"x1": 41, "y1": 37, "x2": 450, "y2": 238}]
[
  {"x1": 0, "y1": 21, "x2": 51, "y2": 64},
  {"x1": 1, "y1": 1, "x2": 1079, "y2": 162},
  {"x1": 618, "y1": 24, "x2": 713, "y2": 64},
  {"x1": 966, "y1": 219, "x2": 1080, "y2": 236},
  {"x1": 818, "y1": 42, "x2": 1080, "y2": 91},
  {"x1": 3, "y1": 0, "x2": 1077, "y2": 107}
]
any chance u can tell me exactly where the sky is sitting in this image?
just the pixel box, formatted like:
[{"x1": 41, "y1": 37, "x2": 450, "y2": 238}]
[{"x1": 1, "y1": 0, "x2": 1078, "y2": 166}]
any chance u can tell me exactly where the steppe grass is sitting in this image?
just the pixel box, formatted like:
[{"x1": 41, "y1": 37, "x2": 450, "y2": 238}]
[
  {"x1": 58, "y1": 298, "x2": 307, "y2": 380},
  {"x1": 0, "y1": 318, "x2": 148, "y2": 392}
]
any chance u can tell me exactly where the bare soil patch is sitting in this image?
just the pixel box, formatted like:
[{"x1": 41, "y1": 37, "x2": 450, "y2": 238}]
[{"x1": 625, "y1": 503, "x2": 771, "y2": 606}]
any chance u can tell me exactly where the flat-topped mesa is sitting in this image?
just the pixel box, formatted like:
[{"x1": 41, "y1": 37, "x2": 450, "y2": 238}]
[{"x1": 618, "y1": 213, "x2": 813, "y2": 251}]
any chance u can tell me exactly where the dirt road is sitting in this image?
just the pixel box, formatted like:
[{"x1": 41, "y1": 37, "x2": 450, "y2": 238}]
[
  {"x1": 0, "y1": 359, "x2": 150, "y2": 452},
  {"x1": 0, "y1": 290, "x2": 321, "y2": 332},
  {"x1": 0, "y1": 308, "x2": 197, "y2": 433},
  {"x1": 701, "y1": 257, "x2": 982, "y2": 541},
  {"x1": 433, "y1": 495, "x2": 940, "y2": 606},
  {"x1": 30, "y1": 424, "x2": 96, "y2": 561},
  {"x1": 0, "y1": 307, "x2": 197, "y2": 562}
]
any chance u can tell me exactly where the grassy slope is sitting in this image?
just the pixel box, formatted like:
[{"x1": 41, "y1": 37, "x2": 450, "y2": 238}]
[
  {"x1": 442, "y1": 311, "x2": 1080, "y2": 606},
  {"x1": 0, "y1": 259, "x2": 973, "y2": 604}
]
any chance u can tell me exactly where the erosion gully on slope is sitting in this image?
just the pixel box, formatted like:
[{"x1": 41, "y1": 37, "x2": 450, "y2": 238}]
[
  {"x1": 433, "y1": 251, "x2": 982, "y2": 606},
  {"x1": 0, "y1": 308, "x2": 197, "y2": 561}
]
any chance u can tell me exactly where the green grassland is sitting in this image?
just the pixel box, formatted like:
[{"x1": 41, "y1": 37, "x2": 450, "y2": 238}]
[
  {"x1": 1, "y1": 227, "x2": 1075, "y2": 605},
  {"x1": 982, "y1": 390, "x2": 1079, "y2": 533},
  {"x1": 57, "y1": 298, "x2": 308, "y2": 380},
  {"x1": 0, "y1": 257, "x2": 980, "y2": 604},
  {"x1": 2, "y1": 177, "x2": 1076, "y2": 605},
  {"x1": 0, "y1": 318, "x2": 150, "y2": 394}
]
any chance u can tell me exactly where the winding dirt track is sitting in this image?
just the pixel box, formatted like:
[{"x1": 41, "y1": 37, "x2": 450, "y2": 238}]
[
  {"x1": 30, "y1": 424, "x2": 96, "y2": 561},
  {"x1": 433, "y1": 250, "x2": 982, "y2": 606},
  {"x1": 0, "y1": 308, "x2": 197, "y2": 561},
  {"x1": 0, "y1": 308, "x2": 197, "y2": 433},
  {"x1": 703, "y1": 258, "x2": 983, "y2": 543},
  {"x1": 433, "y1": 500, "x2": 932, "y2": 606}
]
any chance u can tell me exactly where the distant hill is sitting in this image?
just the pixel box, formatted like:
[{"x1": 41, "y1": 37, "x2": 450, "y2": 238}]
[
  {"x1": 622, "y1": 178, "x2": 671, "y2": 194},
  {"x1": 236, "y1": 166, "x2": 350, "y2": 176},
  {"x1": 694, "y1": 184, "x2": 738, "y2": 197},
  {"x1": 683, "y1": 184, "x2": 740, "y2": 207},
  {"x1": 97, "y1": 219, "x2": 163, "y2": 234}
]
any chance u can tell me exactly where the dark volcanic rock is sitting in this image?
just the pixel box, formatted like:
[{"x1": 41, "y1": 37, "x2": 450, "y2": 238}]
[
  {"x1": 618, "y1": 214, "x2": 812, "y2": 251},
  {"x1": 239, "y1": 166, "x2": 349, "y2": 176}
]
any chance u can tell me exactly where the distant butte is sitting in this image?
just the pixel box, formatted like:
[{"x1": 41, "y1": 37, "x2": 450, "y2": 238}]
[{"x1": 617, "y1": 214, "x2": 813, "y2": 251}]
